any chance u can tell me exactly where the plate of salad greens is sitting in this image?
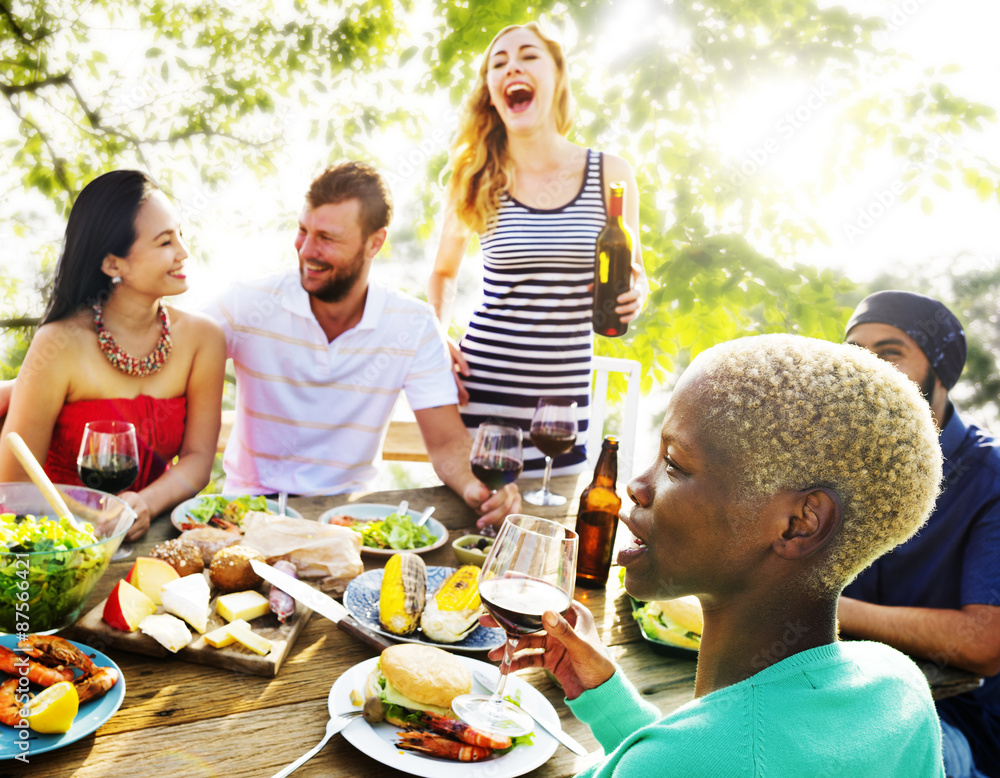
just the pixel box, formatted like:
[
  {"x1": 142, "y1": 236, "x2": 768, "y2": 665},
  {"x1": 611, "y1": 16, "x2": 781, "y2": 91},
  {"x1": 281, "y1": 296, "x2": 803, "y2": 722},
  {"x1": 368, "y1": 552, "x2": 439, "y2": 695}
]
[
  {"x1": 170, "y1": 494, "x2": 302, "y2": 533},
  {"x1": 317, "y1": 504, "x2": 447, "y2": 556}
]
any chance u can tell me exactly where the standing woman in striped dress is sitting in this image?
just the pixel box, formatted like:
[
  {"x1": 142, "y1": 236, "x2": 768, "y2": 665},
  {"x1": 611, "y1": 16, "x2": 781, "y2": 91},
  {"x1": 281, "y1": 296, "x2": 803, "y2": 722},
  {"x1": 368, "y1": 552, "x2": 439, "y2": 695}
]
[{"x1": 428, "y1": 22, "x2": 647, "y2": 477}]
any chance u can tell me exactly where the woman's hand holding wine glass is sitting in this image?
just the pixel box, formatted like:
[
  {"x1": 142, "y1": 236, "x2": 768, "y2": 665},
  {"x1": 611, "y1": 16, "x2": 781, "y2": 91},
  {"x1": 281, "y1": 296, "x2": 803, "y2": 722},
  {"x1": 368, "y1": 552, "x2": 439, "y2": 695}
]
[
  {"x1": 77, "y1": 420, "x2": 139, "y2": 559},
  {"x1": 451, "y1": 514, "x2": 579, "y2": 736},
  {"x1": 482, "y1": 600, "x2": 616, "y2": 701}
]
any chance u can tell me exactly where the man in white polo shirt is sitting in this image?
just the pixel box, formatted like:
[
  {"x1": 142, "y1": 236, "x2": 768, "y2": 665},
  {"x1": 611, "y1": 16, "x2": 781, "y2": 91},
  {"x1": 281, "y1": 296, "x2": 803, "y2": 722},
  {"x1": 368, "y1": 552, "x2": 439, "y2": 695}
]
[{"x1": 207, "y1": 162, "x2": 519, "y2": 526}]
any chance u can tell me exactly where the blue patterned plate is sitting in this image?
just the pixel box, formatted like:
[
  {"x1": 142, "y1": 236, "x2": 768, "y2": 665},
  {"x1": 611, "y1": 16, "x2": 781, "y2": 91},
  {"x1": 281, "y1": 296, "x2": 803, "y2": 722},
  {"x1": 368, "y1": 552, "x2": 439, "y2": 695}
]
[{"x1": 343, "y1": 566, "x2": 505, "y2": 652}]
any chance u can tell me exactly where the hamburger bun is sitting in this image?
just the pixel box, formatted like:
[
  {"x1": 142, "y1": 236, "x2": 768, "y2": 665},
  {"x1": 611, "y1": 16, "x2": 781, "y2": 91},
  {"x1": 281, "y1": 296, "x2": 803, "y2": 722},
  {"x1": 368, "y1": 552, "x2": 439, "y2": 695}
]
[
  {"x1": 379, "y1": 644, "x2": 471, "y2": 710},
  {"x1": 655, "y1": 595, "x2": 703, "y2": 634},
  {"x1": 643, "y1": 596, "x2": 703, "y2": 650}
]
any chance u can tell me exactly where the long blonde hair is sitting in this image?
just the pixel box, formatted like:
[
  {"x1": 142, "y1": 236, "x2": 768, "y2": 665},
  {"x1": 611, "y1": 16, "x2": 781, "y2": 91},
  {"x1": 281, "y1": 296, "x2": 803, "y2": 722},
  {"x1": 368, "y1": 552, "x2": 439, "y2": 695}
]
[{"x1": 446, "y1": 22, "x2": 575, "y2": 234}]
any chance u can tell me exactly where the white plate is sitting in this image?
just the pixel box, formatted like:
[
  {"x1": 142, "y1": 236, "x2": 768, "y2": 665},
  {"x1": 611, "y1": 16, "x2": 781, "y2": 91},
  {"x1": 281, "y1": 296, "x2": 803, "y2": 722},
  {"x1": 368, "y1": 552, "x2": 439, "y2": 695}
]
[
  {"x1": 328, "y1": 655, "x2": 558, "y2": 777},
  {"x1": 170, "y1": 494, "x2": 302, "y2": 533},
  {"x1": 0, "y1": 636, "x2": 126, "y2": 760},
  {"x1": 343, "y1": 567, "x2": 505, "y2": 653},
  {"x1": 317, "y1": 503, "x2": 448, "y2": 556}
]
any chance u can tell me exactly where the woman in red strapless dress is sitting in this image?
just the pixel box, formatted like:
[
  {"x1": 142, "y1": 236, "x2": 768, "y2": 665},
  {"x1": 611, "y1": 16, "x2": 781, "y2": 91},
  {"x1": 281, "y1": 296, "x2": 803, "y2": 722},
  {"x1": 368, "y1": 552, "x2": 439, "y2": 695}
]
[{"x1": 0, "y1": 170, "x2": 226, "y2": 539}]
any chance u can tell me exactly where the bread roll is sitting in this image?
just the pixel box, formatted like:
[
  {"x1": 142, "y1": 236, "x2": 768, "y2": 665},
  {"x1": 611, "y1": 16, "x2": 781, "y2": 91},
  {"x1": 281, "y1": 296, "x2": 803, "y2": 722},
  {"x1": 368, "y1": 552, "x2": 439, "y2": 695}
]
[
  {"x1": 150, "y1": 539, "x2": 204, "y2": 576},
  {"x1": 380, "y1": 644, "x2": 471, "y2": 709},
  {"x1": 209, "y1": 545, "x2": 265, "y2": 593}
]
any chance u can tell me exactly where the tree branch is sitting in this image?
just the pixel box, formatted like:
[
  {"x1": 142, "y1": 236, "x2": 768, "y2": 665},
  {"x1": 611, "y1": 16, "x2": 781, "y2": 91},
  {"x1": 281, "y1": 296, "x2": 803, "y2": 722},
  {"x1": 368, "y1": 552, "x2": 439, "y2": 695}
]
[
  {"x1": 0, "y1": 317, "x2": 40, "y2": 329},
  {"x1": 0, "y1": 1, "x2": 27, "y2": 41},
  {"x1": 5, "y1": 99, "x2": 72, "y2": 193},
  {"x1": 0, "y1": 72, "x2": 71, "y2": 96}
]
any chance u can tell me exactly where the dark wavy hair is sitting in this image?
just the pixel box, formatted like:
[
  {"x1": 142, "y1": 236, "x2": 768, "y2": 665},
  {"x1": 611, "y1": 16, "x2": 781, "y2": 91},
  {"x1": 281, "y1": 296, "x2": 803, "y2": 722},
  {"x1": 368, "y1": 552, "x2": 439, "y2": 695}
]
[{"x1": 41, "y1": 170, "x2": 160, "y2": 325}]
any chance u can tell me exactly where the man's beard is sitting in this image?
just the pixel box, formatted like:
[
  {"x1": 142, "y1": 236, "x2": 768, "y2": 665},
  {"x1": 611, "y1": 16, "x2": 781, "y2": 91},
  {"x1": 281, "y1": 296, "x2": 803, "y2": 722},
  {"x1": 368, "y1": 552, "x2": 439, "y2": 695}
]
[
  {"x1": 919, "y1": 366, "x2": 937, "y2": 407},
  {"x1": 302, "y1": 246, "x2": 365, "y2": 303}
]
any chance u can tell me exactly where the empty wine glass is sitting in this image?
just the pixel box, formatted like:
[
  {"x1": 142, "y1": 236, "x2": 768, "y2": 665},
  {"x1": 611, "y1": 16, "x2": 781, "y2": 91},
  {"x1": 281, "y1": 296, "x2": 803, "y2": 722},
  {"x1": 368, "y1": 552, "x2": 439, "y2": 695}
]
[
  {"x1": 523, "y1": 397, "x2": 578, "y2": 506},
  {"x1": 77, "y1": 420, "x2": 139, "y2": 560},
  {"x1": 452, "y1": 514, "x2": 578, "y2": 736}
]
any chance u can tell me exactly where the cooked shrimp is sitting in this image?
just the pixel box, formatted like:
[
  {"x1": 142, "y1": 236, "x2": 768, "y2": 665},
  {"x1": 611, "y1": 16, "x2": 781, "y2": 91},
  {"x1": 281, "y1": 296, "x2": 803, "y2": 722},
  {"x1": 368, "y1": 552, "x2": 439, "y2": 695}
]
[
  {"x1": 0, "y1": 679, "x2": 26, "y2": 727},
  {"x1": 18, "y1": 635, "x2": 98, "y2": 675},
  {"x1": 74, "y1": 666, "x2": 119, "y2": 704},
  {"x1": 0, "y1": 646, "x2": 73, "y2": 687},
  {"x1": 417, "y1": 712, "x2": 512, "y2": 749},
  {"x1": 396, "y1": 731, "x2": 493, "y2": 761}
]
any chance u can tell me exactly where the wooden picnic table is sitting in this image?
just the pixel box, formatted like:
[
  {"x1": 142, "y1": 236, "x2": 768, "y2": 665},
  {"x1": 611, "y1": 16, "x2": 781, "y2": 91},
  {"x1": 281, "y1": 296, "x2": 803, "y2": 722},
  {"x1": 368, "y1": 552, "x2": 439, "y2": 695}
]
[{"x1": 11, "y1": 473, "x2": 983, "y2": 777}]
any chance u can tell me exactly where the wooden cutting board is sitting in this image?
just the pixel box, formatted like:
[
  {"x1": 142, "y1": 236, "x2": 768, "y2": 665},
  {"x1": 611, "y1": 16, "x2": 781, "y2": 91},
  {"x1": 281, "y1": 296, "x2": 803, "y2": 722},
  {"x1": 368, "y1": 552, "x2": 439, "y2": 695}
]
[{"x1": 68, "y1": 586, "x2": 313, "y2": 677}]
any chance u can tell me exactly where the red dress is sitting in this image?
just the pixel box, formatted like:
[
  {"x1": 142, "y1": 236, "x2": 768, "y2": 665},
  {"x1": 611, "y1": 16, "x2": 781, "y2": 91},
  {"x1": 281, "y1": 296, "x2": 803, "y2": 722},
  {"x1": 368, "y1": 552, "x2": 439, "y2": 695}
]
[{"x1": 43, "y1": 396, "x2": 187, "y2": 491}]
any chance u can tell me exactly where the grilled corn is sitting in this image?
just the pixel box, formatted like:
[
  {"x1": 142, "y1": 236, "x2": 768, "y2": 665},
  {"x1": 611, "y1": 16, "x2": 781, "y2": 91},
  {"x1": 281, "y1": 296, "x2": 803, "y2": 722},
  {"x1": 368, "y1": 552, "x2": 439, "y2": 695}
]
[
  {"x1": 420, "y1": 565, "x2": 485, "y2": 643},
  {"x1": 379, "y1": 553, "x2": 426, "y2": 635}
]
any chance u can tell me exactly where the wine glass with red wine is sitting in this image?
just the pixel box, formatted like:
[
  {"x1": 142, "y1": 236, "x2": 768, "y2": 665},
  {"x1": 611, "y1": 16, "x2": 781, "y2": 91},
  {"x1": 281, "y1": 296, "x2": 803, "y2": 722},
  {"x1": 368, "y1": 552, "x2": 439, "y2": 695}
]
[
  {"x1": 77, "y1": 420, "x2": 139, "y2": 560},
  {"x1": 523, "y1": 397, "x2": 578, "y2": 507},
  {"x1": 470, "y1": 423, "x2": 524, "y2": 493},
  {"x1": 452, "y1": 514, "x2": 578, "y2": 736}
]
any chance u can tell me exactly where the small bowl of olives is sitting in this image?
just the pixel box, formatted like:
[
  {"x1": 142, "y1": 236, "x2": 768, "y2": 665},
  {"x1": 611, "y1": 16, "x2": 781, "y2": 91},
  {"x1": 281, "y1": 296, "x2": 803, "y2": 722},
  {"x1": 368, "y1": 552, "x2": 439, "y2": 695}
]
[{"x1": 451, "y1": 534, "x2": 496, "y2": 567}]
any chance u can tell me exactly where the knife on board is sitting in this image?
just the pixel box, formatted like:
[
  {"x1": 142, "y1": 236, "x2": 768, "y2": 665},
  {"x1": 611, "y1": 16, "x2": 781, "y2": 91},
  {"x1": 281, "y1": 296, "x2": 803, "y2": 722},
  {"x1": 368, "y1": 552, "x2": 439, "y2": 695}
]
[{"x1": 250, "y1": 560, "x2": 394, "y2": 653}]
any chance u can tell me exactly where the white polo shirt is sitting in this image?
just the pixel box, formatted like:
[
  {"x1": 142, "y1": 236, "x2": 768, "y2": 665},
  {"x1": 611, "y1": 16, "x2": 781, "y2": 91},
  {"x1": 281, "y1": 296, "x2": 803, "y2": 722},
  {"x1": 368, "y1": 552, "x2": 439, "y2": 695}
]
[{"x1": 205, "y1": 272, "x2": 457, "y2": 495}]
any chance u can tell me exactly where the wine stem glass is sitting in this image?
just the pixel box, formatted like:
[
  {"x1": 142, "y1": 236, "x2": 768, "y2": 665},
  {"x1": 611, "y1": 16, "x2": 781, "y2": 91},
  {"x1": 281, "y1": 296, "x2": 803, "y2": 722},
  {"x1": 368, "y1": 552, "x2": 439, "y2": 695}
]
[
  {"x1": 77, "y1": 420, "x2": 139, "y2": 560},
  {"x1": 470, "y1": 423, "x2": 523, "y2": 536},
  {"x1": 451, "y1": 514, "x2": 578, "y2": 736},
  {"x1": 523, "y1": 398, "x2": 578, "y2": 507}
]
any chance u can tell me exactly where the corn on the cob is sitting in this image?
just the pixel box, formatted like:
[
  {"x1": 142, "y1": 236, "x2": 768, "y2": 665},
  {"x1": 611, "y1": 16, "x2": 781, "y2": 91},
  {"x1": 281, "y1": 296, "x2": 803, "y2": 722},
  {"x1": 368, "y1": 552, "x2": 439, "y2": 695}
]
[
  {"x1": 379, "y1": 553, "x2": 426, "y2": 636},
  {"x1": 420, "y1": 565, "x2": 485, "y2": 643}
]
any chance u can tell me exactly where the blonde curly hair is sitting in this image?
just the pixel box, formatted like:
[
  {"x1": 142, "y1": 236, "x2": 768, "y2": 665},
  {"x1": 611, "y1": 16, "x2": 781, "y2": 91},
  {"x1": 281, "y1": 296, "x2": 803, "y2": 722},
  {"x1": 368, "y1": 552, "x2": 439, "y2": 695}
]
[
  {"x1": 689, "y1": 334, "x2": 942, "y2": 593},
  {"x1": 446, "y1": 22, "x2": 574, "y2": 234}
]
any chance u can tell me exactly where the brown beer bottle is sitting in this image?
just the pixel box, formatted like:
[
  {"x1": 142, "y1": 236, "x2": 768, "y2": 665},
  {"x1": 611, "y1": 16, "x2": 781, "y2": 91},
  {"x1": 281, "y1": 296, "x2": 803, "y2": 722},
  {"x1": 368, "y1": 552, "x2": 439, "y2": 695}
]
[
  {"x1": 574, "y1": 436, "x2": 622, "y2": 588},
  {"x1": 592, "y1": 182, "x2": 633, "y2": 337}
]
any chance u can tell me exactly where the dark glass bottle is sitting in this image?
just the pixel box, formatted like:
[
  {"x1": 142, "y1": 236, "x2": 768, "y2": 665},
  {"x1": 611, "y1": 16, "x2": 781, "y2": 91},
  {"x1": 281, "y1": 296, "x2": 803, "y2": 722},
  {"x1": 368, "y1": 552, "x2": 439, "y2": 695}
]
[
  {"x1": 592, "y1": 182, "x2": 633, "y2": 337},
  {"x1": 574, "y1": 436, "x2": 622, "y2": 588}
]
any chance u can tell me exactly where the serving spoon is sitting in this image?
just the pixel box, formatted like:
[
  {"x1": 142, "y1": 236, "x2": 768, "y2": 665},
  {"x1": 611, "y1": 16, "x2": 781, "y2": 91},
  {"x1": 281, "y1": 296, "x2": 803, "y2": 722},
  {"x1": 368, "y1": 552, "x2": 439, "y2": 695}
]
[{"x1": 4, "y1": 432, "x2": 86, "y2": 532}]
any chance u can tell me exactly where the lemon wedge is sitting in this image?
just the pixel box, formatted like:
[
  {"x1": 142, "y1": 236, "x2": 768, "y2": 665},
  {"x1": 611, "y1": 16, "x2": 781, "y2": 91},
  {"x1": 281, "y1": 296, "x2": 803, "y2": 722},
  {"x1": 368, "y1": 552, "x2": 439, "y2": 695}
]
[{"x1": 25, "y1": 681, "x2": 79, "y2": 734}]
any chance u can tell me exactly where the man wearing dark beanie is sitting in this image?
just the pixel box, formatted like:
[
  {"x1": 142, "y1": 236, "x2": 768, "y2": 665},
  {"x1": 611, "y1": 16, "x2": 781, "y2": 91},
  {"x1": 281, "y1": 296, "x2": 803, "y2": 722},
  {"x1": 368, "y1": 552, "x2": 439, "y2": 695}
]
[{"x1": 839, "y1": 290, "x2": 1000, "y2": 778}]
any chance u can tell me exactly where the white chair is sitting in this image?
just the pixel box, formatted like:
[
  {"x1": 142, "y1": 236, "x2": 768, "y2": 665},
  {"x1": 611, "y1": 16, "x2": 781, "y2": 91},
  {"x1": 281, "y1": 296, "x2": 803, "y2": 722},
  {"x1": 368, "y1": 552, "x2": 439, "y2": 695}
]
[{"x1": 587, "y1": 356, "x2": 641, "y2": 484}]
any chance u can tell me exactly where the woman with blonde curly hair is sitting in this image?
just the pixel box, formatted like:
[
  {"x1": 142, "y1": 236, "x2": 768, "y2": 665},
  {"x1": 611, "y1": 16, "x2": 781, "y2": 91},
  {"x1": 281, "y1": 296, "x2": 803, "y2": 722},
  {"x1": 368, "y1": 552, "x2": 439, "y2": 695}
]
[
  {"x1": 428, "y1": 22, "x2": 648, "y2": 479},
  {"x1": 486, "y1": 334, "x2": 946, "y2": 776}
]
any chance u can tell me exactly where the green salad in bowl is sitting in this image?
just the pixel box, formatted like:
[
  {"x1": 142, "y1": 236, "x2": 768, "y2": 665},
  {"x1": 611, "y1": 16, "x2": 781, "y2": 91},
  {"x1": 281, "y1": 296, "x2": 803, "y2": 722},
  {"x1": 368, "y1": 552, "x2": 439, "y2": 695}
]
[{"x1": 0, "y1": 483, "x2": 134, "y2": 634}]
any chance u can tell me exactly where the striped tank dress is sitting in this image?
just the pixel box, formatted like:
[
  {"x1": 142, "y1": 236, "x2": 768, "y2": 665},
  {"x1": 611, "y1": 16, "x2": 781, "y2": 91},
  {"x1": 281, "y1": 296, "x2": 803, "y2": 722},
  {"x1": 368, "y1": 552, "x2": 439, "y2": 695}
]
[{"x1": 459, "y1": 148, "x2": 606, "y2": 477}]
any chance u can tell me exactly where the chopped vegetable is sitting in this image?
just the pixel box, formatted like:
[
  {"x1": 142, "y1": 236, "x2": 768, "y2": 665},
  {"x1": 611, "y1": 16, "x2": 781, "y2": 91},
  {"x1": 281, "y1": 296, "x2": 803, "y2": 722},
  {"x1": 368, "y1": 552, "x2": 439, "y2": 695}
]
[
  {"x1": 186, "y1": 495, "x2": 270, "y2": 530},
  {"x1": 0, "y1": 513, "x2": 109, "y2": 633},
  {"x1": 348, "y1": 512, "x2": 437, "y2": 550}
]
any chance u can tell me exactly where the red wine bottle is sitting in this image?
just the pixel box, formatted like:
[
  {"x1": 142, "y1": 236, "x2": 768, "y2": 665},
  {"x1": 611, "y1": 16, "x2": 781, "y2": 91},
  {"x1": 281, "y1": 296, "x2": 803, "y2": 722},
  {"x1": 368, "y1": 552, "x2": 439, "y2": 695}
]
[
  {"x1": 574, "y1": 437, "x2": 622, "y2": 587},
  {"x1": 592, "y1": 182, "x2": 633, "y2": 337}
]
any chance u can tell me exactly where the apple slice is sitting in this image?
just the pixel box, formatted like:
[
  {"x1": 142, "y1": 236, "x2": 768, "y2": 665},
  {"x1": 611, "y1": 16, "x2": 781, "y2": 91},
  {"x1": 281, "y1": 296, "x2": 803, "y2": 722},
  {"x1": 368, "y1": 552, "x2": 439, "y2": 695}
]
[
  {"x1": 103, "y1": 580, "x2": 158, "y2": 632},
  {"x1": 125, "y1": 557, "x2": 180, "y2": 605}
]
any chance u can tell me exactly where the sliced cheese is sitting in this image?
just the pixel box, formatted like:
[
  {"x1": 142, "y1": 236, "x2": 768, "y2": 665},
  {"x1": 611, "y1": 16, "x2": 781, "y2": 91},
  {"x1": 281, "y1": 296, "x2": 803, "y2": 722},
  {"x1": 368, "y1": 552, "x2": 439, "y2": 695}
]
[
  {"x1": 227, "y1": 621, "x2": 272, "y2": 656},
  {"x1": 139, "y1": 613, "x2": 192, "y2": 653},
  {"x1": 203, "y1": 619, "x2": 251, "y2": 648},
  {"x1": 161, "y1": 573, "x2": 211, "y2": 633},
  {"x1": 216, "y1": 590, "x2": 270, "y2": 623}
]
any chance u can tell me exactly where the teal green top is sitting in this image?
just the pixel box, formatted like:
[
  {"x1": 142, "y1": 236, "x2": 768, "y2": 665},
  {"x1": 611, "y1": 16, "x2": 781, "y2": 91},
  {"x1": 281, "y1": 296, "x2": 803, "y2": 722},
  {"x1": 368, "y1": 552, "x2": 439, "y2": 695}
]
[{"x1": 567, "y1": 641, "x2": 945, "y2": 777}]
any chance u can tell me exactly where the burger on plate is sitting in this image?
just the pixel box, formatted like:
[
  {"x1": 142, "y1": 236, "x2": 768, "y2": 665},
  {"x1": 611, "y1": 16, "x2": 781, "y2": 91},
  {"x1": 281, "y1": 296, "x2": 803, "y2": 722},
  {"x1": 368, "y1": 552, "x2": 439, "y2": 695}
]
[
  {"x1": 634, "y1": 595, "x2": 703, "y2": 651},
  {"x1": 365, "y1": 644, "x2": 471, "y2": 726}
]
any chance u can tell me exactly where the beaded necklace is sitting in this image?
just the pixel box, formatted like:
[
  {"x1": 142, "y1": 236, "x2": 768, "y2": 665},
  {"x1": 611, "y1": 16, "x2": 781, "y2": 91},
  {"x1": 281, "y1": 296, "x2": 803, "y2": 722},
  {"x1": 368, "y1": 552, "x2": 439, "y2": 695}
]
[{"x1": 93, "y1": 302, "x2": 172, "y2": 377}]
